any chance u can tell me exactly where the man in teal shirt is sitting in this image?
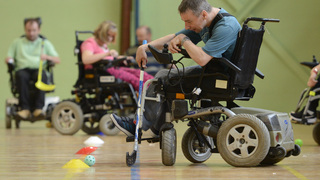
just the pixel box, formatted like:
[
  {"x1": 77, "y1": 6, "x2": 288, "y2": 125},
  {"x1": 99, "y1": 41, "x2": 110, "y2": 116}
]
[
  {"x1": 5, "y1": 17, "x2": 60, "y2": 119},
  {"x1": 110, "y1": 0, "x2": 241, "y2": 137}
]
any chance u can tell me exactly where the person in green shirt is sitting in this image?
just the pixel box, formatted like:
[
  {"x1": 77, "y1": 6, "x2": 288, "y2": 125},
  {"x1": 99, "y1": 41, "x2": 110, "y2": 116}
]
[{"x1": 5, "y1": 17, "x2": 60, "y2": 119}]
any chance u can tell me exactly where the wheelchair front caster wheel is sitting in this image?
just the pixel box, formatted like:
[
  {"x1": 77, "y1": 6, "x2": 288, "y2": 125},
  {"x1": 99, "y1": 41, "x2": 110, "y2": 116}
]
[
  {"x1": 82, "y1": 119, "x2": 100, "y2": 135},
  {"x1": 51, "y1": 101, "x2": 83, "y2": 135},
  {"x1": 260, "y1": 146, "x2": 286, "y2": 165},
  {"x1": 99, "y1": 114, "x2": 120, "y2": 136},
  {"x1": 292, "y1": 144, "x2": 301, "y2": 156},
  {"x1": 182, "y1": 127, "x2": 214, "y2": 163},
  {"x1": 161, "y1": 128, "x2": 177, "y2": 166}
]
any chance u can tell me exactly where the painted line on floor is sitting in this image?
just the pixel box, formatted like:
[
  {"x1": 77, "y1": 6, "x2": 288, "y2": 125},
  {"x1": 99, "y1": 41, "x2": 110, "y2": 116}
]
[{"x1": 280, "y1": 164, "x2": 308, "y2": 180}]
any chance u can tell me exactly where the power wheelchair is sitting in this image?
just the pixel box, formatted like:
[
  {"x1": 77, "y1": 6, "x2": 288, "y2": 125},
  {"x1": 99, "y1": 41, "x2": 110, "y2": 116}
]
[
  {"x1": 5, "y1": 35, "x2": 59, "y2": 128},
  {"x1": 51, "y1": 31, "x2": 137, "y2": 135},
  {"x1": 291, "y1": 55, "x2": 320, "y2": 145},
  {"x1": 127, "y1": 17, "x2": 300, "y2": 167}
]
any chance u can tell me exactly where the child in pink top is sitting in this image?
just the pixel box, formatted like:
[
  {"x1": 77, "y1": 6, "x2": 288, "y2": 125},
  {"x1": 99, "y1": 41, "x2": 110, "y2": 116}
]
[{"x1": 80, "y1": 20, "x2": 153, "y2": 91}]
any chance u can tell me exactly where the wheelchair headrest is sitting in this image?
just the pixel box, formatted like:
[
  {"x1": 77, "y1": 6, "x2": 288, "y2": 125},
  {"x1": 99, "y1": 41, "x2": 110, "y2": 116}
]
[
  {"x1": 24, "y1": 17, "x2": 42, "y2": 27},
  {"x1": 20, "y1": 34, "x2": 46, "y2": 40}
]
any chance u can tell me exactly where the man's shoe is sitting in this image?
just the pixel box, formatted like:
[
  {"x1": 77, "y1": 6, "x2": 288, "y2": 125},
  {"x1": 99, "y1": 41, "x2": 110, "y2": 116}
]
[
  {"x1": 17, "y1": 110, "x2": 30, "y2": 119},
  {"x1": 110, "y1": 114, "x2": 136, "y2": 136},
  {"x1": 290, "y1": 110, "x2": 317, "y2": 124},
  {"x1": 33, "y1": 109, "x2": 44, "y2": 117}
]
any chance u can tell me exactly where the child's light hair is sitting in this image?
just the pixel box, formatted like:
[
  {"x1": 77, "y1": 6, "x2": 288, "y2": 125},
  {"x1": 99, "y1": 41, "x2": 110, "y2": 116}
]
[{"x1": 93, "y1": 20, "x2": 117, "y2": 44}]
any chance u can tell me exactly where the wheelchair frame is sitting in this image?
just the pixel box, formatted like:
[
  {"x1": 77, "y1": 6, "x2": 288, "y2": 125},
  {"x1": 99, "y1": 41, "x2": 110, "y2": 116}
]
[
  {"x1": 125, "y1": 17, "x2": 300, "y2": 167},
  {"x1": 292, "y1": 55, "x2": 320, "y2": 145},
  {"x1": 51, "y1": 31, "x2": 138, "y2": 135}
]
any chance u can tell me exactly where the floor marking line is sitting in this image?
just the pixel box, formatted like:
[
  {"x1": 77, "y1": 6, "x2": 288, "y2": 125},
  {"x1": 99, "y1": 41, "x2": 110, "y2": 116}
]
[{"x1": 280, "y1": 164, "x2": 309, "y2": 180}]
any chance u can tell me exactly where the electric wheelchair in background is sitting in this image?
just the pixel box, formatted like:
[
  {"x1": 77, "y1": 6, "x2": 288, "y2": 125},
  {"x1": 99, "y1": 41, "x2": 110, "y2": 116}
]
[
  {"x1": 291, "y1": 55, "x2": 320, "y2": 145},
  {"x1": 130, "y1": 17, "x2": 300, "y2": 167},
  {"x1": 5, "y1": 40, "x2": 59, "y2": 129},
  {"x1": 51, "y1": 31, "x2": 137, "y2": 135}
]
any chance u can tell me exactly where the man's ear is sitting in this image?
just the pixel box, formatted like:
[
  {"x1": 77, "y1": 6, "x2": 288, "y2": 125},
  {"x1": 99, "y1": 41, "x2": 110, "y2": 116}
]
[{"x1": 201, "y1": 10, "x2": 208, "y2": 19}]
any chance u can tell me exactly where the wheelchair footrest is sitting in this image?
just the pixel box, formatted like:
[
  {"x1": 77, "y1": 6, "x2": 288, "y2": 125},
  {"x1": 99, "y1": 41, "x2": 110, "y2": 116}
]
[{"x1": 126, "y1": 136, "x2": 160, "y2": 143}]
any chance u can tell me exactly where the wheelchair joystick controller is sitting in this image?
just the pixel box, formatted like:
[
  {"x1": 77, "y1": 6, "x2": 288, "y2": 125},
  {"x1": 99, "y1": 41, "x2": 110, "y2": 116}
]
[{"x1": 163, "y1": 44, "x2": 168, "y2": 53}]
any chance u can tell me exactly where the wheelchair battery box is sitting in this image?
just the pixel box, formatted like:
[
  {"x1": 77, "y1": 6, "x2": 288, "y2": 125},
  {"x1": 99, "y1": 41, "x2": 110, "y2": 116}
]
[{"x1": 172, "y1": 99, "x2": 188, "y2": 119}]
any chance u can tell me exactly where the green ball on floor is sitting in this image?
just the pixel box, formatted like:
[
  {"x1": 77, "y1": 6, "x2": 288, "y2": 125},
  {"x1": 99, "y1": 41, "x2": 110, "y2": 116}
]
[
  {"x1": 295, "y1": 139, "x2": 303, "y2": 147},
  {"x1": 84, "y1": 155, "x2": 96, "y2": 166}
]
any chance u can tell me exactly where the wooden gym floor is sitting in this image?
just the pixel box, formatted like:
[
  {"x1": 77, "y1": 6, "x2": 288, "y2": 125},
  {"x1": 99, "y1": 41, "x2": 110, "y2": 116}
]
[{"x1": 0, "y1": 120, "x2": 319, "y2": 180}]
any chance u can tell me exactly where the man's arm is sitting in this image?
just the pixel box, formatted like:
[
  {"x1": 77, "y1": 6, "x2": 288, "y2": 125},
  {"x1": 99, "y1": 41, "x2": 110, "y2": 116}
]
[
  {"x1": 41, "y1": 54, "x2": 60, "y2": 64},
  {"x1": 169, "y1": 34, "x2": 213, "y2": 66},
  {"x1": 81, "y1": 50, "x2": 115, "y2": 65},
  {"x1": 5, "y1": 40, "x2": 17, "y2": 64},
  {"x1": 43, "y1": 40, "x2": 61, "y2": 64}
]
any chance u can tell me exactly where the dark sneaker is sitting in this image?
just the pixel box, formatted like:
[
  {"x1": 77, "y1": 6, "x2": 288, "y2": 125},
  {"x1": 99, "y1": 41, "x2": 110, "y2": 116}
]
[
  {"x1": 110, "y1": 114, "x2": 136, "y2": 136},
  {"x1": 290, "y1": 110, "x2": 316, "y2": 124}
]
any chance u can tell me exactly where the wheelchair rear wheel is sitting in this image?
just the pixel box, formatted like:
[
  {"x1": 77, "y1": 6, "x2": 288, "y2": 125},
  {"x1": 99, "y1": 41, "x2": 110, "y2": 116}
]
[
  {"x1": 313, "y1": 122, "x2": 320, "y2": 145},
  {"x1": 217, "y1": 114, "x2": 270, "y2": 167},
  {"x1": 161, "y1": 128, "x2": 177, "y2": 166},
  {"x1": 5, "y1": 115, "x2": 11, "y2": 129},
  {"x1": 182, "y1": 127, "x2": 214, "y2": 163},
  {"x1": 99, "y1": 114, "x2": 120, "y2": 136},
  {"x1": 52, "y1": 101, "x2": 83, "y2": 135}
]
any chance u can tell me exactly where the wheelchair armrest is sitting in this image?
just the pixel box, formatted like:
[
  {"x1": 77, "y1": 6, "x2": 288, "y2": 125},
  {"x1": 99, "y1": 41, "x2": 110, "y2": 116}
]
[
  {"x1": 91, "y1": 57, "x2": 130, "y2": 69},
  {"x1": 47, "y1": 60, "x2": 55, "y2": 67},
  {"x1": 255, "y1": 68, "x2": 264, "y2": 79},
  {"x1": 111, "y1": 57, "x2": 129, "y2": 66},
  {"x1": 213, "y1": 57, "x2": 241, "y2": 73},
  {"x1": 148, "y1": 45, "x2": 173, "y2": 64}
]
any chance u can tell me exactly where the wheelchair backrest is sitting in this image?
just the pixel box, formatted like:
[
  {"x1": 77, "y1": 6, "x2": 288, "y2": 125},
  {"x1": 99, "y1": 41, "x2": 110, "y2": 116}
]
[
  {"x1": 74, "y1": 31, "x2": 93, "y2": 88},
  {"x1": 73, "y1": 31, "x2": 118, "y2": 89},
  {"x1": 231, "y1": 22, "x2": 265, "y2": 89},
  {"x1": 231, "y1": 18, "x2": 279, "y2": 90}
]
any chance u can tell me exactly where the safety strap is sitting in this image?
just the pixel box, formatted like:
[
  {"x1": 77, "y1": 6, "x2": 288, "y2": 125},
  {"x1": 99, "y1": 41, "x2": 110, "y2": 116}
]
[{"x1": 208, "y1": 12, "x2": 233, "y2": 38}]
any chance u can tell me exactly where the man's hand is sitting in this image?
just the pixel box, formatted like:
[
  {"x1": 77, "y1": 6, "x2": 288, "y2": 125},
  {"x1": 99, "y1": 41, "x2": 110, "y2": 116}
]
[
  {"x1": 308, "y1": 68, "x2": 318, "y2": 87},
  {"x1": 307, "y1": 66, "x2": 320, "y2": 87},
  {"x1": 136, "y1": 45, "x2": 148, "y2": 68},
  {"x1": 5, "y1": 57, "x2": 14, "y2": 64},
  {"x1": 308, "y1": 76, "x2": 318, "y2": 87},
  {"x1": 168, "y1": 34, "x2": 186, "y2": 54},
  {"x1": 40, "y1": 54, "x2": 48, "y2": 61}
]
